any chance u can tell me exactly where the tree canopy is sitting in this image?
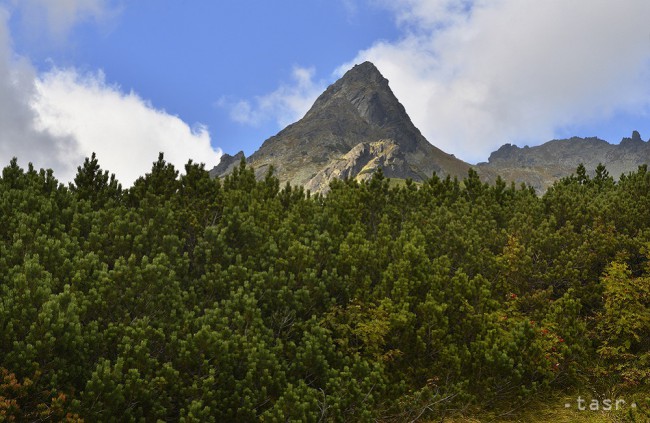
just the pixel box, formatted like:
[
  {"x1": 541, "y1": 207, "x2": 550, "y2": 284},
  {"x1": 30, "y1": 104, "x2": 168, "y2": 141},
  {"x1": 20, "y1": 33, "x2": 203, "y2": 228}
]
[{"x1": 0, "y1": 156, "x2": 648, "y2": 421}]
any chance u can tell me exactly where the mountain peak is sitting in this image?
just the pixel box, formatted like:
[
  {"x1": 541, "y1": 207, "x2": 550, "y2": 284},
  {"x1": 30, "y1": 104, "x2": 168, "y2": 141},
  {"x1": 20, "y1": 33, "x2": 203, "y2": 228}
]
[
  {"x1": 215, "y1": 62, "x2": 470, "y2": 191},
  {"x1": 340, "y1": 61, "x2": 385, "y2": 84},
  {"x1": 620, "y1": 130, "x2": 645, "y2": 147},
  {"x1": 299, "y1": 60, "x2": 428, "y2": 155},
  {"x1": 304, "y1": 61, "x2": 396, "y2": 128}
]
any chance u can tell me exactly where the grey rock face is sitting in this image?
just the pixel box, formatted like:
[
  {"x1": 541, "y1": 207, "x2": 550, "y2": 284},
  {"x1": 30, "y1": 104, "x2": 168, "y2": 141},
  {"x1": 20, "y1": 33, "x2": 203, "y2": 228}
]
[
  {"x1": 478, "y1": 132, "x2": 650, "y2": 192},
  {"x1": 304, "y1": 140, "x2": 422, "y2": 193},
  {"x1": 209, "y1": 151, "x2": 245, "y2": 178},
  {"x1": 211, "y1": 61, "x2": 470, "y2": 192}
]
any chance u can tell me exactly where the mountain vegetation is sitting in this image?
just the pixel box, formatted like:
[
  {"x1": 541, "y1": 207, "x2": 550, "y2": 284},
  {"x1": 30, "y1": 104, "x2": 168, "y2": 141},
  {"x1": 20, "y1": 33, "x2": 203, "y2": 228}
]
[{"x1": 1, "y1": 154, "x2": 648, "y2": 421}]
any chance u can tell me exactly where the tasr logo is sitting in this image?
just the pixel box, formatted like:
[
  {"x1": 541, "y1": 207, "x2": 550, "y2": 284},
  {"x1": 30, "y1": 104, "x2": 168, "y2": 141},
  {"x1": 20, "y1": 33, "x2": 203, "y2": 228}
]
[{"x1": 565, "y1": 396, "x2": 637, "y2": 411}]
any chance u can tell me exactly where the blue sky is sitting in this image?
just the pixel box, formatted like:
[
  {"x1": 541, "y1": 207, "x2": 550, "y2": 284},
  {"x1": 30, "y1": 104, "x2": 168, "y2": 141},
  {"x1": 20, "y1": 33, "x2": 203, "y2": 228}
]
[
  {"x1": 14, "y1": 1, "x2": 398, "y2": 155},
  {"x1": 1, "y1": 0, "x2": 650, "y2": 184}
]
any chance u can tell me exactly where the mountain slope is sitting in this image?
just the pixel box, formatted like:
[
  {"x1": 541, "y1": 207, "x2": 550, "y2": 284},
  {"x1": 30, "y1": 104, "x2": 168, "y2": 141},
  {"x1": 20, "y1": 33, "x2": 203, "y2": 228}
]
[
  {"x1": 212, "y1": 62, "x2": 470, "y2": 191},
  {"x1": 478, "y1": 131, "x2": 650, "y2": 192}
]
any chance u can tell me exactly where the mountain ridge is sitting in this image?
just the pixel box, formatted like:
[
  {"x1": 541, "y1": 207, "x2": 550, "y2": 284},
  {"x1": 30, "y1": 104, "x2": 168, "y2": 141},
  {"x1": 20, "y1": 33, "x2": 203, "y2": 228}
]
[
  {"x1": 211, "y1": 62, "x2": 650, "y2": 193},
  {"x1": 477, "y1": 131, "x2": 650, "y2": 192}
]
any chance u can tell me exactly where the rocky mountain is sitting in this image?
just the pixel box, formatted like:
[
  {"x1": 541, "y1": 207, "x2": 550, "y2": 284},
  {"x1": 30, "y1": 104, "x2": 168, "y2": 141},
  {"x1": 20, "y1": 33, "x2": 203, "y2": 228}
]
[
  {"x1": 211, "y1": 61, "x2": 650, "y2": 194},
  {"x1": 211, "y1": 61, "x2": 470, "y2": 192},
  {"x1": 477, "y1": 131, "x2": 650, "y2": 192},
  {"x1": 210, "y1": 151, "x2": 245, "y2": 176}
]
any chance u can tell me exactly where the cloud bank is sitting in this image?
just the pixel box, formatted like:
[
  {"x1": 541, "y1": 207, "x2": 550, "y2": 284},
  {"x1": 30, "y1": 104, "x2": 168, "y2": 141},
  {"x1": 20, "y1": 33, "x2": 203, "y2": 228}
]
[
  {"x1": 341, "y1": 0, "x2": 650, "y2": 162},
  {"x1": 0, "y1": 7, "x2": 82, "y2": 179},
  {"x1": 0, "y1": 2, "x2": 221, "y2": 185},
  {"x1": 33, "y1": 69, "x2": 221, "y2": 185}
]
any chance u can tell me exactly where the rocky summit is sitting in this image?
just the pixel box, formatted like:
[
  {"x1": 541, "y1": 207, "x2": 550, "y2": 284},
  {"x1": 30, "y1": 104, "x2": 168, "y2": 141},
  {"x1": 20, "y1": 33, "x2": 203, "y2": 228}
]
[
  {"x1": 211, "y1": 61, "x2": 470, "y2": 192},
  {"x1": 211, "y1": 61, "x2": 650, "y2": 194}
]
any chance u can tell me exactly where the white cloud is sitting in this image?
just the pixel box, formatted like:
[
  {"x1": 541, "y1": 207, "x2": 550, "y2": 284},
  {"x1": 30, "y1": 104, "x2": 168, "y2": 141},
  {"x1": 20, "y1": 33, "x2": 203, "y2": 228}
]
[
  {"x1": 0, "y1": 7, "x2": 81, "y2": 178},
  {"x1": 33, "y1": 68, "x2": 222, "y2": 185},
  {"x1": 225, "y1": 66, "x2": 327, "y2": 128},
  {"x1": 10, "y1": 0, "x2": 119, "y2": 43},
  {"x1": 342, "y1": 0, "x2": 650, "y2": 162},
  {"x1": 0, "y1": 4, "x2": 221, "y2": 185}
]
